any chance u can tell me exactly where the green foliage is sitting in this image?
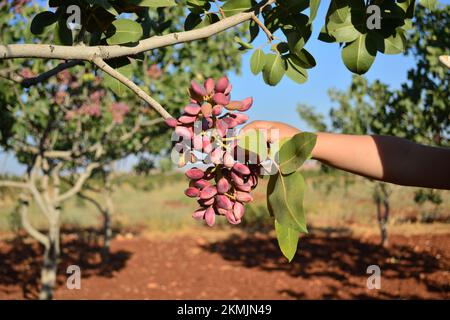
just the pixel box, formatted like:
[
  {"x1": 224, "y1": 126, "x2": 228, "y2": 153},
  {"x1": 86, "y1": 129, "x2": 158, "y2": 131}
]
[
  {"x1": 274, "y1": 219, "x2": 299, "y2": 262},
  {"x1": 318, "y1": 0, "x2": 420, "y2": 75},
  {"x1": 278, "y1": 132, "x2": 316, "y2": 174},
  {"x1": 17, "y1": 0, "x2": 426, "y2": 89},
  {"x1": 106, "y1": 19, "x2": 143, "y2": 45}
]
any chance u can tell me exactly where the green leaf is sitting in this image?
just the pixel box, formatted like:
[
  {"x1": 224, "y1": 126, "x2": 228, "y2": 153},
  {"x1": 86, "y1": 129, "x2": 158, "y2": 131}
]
[
  {"x1": 250, "y1": 49, "x2": 265, "y2": 75},
  {"x1": 318, "y1": 25, "x2": 336, "y2": 43},
  {"x1": 267, "y1": 171, "x2": 308, "y2": 233},
  {"x1": 326, "y1": 0, "x2": 349, "y2": 23},
  {"x1": 375, "y1": 31, "x2": 406, "y2": 54},
  {"x1": 184, "y1": 13, "x2": 202, "y2": 31},
  {"x1": 327, "y1": 17, "x2": 362, "y2": 43},
  {"x1": 278, "y1": 132, "x2": 317, "y2": 174},
  {"x1": 262, "y1": 54, "x2": 286, "y2": 86},
  {"x1": 291, "y1": 49, "x2": 316, "y2": 69},
  {"x1": 341, "y1": 34, "x2": 377, "y2": 75},
  {"x1": 196, "y1": 13, "x2": 220, "y2": 29},
  {"x1": 86, "y1": 0, "x2": 118, "y2": 15},
  {"x1": 54, "y1": 19, "x2": 73, "y2": 45},
  {"x1": 30, "y1": 11, "x2": 57, "y2": 35},
  {"x1": 221, "y1": 0, "x2": 252, "y2": 17},
  {"x1": 419, "y1": 0, "x2": 437, "y2": 10},
  {"x1": 309, "y1": 0, "x2": 321, "y2": 22},
  {"x1": 234, "y1": 36, "x2": 253, "y2": 50},
  {"x1": 106, "y1": 19, "x2": 143, "y2": 45},
  {"x1": 285, "y1": 57, "x2": 308, "y2": 84},
  {"x1": 129, "y1": 0, "x2": 177, "y2": 7},
  {"x1": 103, "y1": 63, "x2": 133, "y2": 97},
  {"x1": 286, "y1": 27, "x2": 312, "y2": 55},
  {"x1": 238, "y1": 129, "x2": 268, "y2": 161},
  {"x1": 275, "y1": 219, "x2": 300, "y2": 262}
]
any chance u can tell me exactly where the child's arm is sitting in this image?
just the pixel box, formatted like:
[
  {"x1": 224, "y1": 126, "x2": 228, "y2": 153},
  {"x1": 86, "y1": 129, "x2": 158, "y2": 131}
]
[{"x1": 242, "y1": 121, "x2": 450, "y2": 190}]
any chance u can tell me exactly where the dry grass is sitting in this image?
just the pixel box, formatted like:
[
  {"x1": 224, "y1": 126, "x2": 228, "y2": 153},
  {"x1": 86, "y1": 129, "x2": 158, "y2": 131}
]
[{"x1": 0, "y1": 172, "x2": 448, "y2": 237}]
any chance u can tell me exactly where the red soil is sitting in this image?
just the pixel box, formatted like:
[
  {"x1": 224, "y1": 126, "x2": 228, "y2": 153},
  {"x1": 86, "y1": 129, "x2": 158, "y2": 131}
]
[{"x1": 0, "y1": 230, "x2": 448, "y2": 299}]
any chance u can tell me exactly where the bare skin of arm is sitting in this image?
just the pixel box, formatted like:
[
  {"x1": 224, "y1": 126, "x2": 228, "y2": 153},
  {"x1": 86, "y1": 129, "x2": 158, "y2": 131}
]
[{"x1": 241, "y1": 121, "x2": 450, "y2": 190}]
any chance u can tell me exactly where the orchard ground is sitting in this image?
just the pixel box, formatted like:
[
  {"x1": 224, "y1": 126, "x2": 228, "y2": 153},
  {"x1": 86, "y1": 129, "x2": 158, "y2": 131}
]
[{"x1": 0, "y1": 171, "x2": 448, "y2": 299}]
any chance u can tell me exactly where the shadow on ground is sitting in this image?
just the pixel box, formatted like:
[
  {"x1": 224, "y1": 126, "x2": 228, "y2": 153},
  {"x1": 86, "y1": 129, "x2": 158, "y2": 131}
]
[
  {"x1": 0, "y1": 227, "x2": 132, "y2": 299},
  {"x1": 201, "y1": 226, "x2": 449, "y2": 299}
]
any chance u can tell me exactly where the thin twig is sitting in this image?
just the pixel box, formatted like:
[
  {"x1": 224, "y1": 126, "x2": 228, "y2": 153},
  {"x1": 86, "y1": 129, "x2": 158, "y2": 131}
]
[
  {"x1": 92, "y1": 57, "x2": 172, "y2": 119},
  {"x1": 251, "y1": 13, "x2": 274, "y2": 41}
]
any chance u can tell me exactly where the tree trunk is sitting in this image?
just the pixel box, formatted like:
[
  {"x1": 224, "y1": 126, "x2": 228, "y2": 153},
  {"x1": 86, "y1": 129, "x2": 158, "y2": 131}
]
[
  {"x1": 101, "y1": 172, "x2": 114, "y2": 264},
  {"x1": 39, "y1": 221, "x2": 60, "y2": 300},
  {"x1": 374, "y1": 183, "x2": 390, "y2": 247}
]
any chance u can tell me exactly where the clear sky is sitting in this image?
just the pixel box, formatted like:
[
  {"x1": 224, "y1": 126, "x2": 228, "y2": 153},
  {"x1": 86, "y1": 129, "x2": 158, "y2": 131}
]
[{"x1": 1, "y1": 1, "x2": 448, "y2": 175}]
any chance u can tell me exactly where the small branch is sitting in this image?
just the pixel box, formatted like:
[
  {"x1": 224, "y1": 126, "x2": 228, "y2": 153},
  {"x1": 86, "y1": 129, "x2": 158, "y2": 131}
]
[
  {"x1": 21, "y1": 60, "x2": 83, "y2": 88},
  {"x1": 92, "y1": 57, "x2": 172, "y2": 119},
  {"x1": 0, "y1": 180, "x2": 29, "y2": 189},
  {"x1": 214, "y1": 0, "x2": 226, "y2": 19},
  {"x1": 56, "y1": 162, "x2": 100, "y2": 203},
  {"x1": 0, "y1": 2, "x2": 276, "y2": 61},
  {"x1": 251, "y1": 13, "x2": 274, "y2": 41},
  {"x1": 0, "y1": 60, "x2": 82, "y2": 87},
  {"x1": 19, "y1": 195, "x2": 50, "y2": 248}
]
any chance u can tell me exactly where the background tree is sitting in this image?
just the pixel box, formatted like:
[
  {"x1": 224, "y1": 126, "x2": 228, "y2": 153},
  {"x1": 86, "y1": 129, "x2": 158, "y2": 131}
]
[
  {"x1": 0, "y1": 0, "x2": 244, "y2": 299},
  {"x1": 0, "y1": 0, "x2": 436, "y2": 297},
  {"x1": 298, "y1": 3, "x2": 449, "y2": 246}
]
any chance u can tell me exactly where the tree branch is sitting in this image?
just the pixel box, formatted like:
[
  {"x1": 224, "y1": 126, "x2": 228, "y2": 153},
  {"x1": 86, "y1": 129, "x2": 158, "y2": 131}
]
[
  {"x1": 21, "y1": 60, "x2": 83, "y2": 88},
  {"x1": 0, "y1": 3, "x2": 275, "y2": 61},
  {"x1": 0, "y1": 180, "x2": 29, "y2": 189},
  {"x1": 19, "y1": 196, "x2": 50, "y2": 248},
  {"x1": 56, "y1": 162, "x2": 100, "y2": 203},
  {"x1": 92, "y1": 57, "x2": 172, "y2": 119}
]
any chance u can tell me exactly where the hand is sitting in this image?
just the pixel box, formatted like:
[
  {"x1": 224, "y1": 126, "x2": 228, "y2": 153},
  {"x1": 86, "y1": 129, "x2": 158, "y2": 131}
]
[{"x1": 240, "y1": 120, "x2": 301, "y2": 143}]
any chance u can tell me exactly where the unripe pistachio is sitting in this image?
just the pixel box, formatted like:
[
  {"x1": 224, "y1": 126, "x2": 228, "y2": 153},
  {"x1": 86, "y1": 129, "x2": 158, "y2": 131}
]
[
  {"x1": 192, "y1": 208, "x2": 206, "y2": 220},
  {"x1": 215, "y1": 195, "x2": 233, "y2": 210},
  {"x1": 184, "y1": 104, "x2": 201, "y2": 115},
  {"x1": 213, "y1": 92, "x2": 229, "y2": 105},
  {"x1": 194, "y1": 179, "x2": 210, "y2": 189},
  {"x1": 232, "y1": 163, "x2": 251, "y2": 175},
  {"x1": 217, "y1": 177, "x2": 230, "y2": 194},
  {"x1": 233, "y1": 202, "x2": 245, "y2": 220},
  {"x1": 185, "y1": 168, "x2": 204, "y2": 180},
  {"x1": 185, "y1": 187, "x2": 200, "y2": 198},
  {"x1": 225, "y1": 101, "x2": 243, "y2": 111},
  {"x1": 236, "y1": 191, "x2": 253, "y2": 203},
  {"x1": 204, "y1": 78, "x2": 215, "y2": 95},
  {"x1": 165, "y1": 118, "x2": 178, "y2": 128},
  {"x1": 199, "y1": 197, "x2": 215, "y2": 206},
  {"x1": 204, "y1": 206, "x2": 216, "y2": 226},
  {"x1": 191, "y1": 80, "x2": 207, "y2": 97},
  {"x1": 212, "y1": 105, "x2": 223, "y2": 116},
  {"x1": 179, "y1": 115, "x2": 197, "y2": 124},
  {"x1": 230, "y1": 171, "x2": 245, "y2": 186},
  {"x1": 201, "y1": 102, "x2": 213, "y2": 118},
  {"x1": 215, "y1": 76, "x2": 229, "y2": 93},
  {"x1": 239, "y1": 97, "x2": 253, "y2": 111},
  {"x1": 199, "y1": 185, "x2": 217, "y2": 199}
]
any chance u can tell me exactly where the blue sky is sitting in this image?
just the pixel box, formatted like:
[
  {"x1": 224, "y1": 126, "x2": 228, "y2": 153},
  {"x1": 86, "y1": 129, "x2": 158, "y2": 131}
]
[{"x1": 1, "y1": 1, "x2": 448, "y2": 174}]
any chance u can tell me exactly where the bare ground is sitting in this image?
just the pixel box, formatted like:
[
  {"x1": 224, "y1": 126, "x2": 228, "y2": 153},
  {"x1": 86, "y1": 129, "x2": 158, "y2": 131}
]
[{"x1": 0, "y1": 228, "x2": 448, "y2": 300}]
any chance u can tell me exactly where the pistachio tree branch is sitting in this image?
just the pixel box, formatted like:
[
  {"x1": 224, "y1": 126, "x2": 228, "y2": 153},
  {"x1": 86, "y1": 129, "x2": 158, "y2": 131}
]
[
  {"x1": 92, "y1": 57, "x2": 172, "y2": 119},
  {"x1": 0, "y1": 180, "x2": 29, "y2": 189},
  {"x1": 19, "y1": 195, "x2": 50, "y2": 248},
  {"x1": 251, "y1": 13, "x2": 274, "y2": 41},
  {"x1": 0, "y1": 1, "x2": 275, "y2": 61},
  {"x1": 21, "y1": 60, "x2": 84, "y2": 88},
  {"x1": 56, "y1": 162, "x2": 101, "y2": 203}
]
